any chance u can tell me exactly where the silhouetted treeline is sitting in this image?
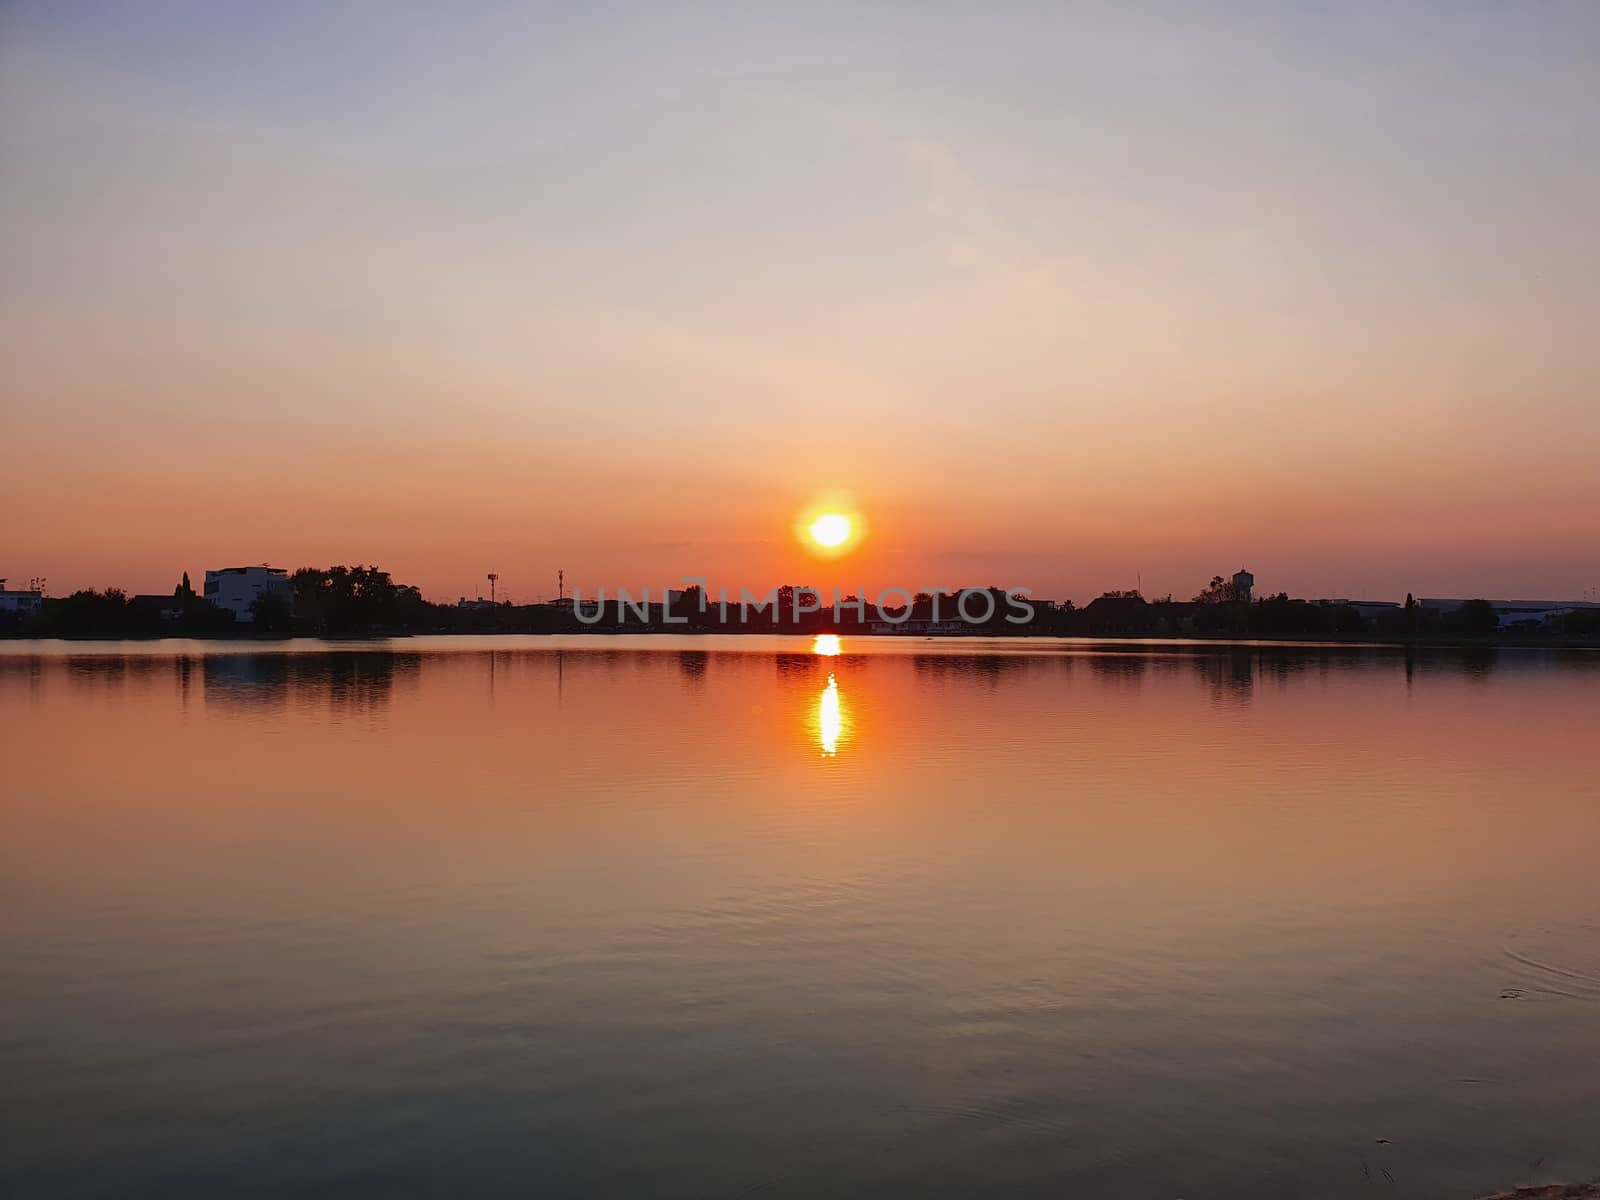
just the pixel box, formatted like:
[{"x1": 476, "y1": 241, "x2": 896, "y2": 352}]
[
  {"x1": 1059, "y1": 591, "x2": 1599, "y2": 640},
  {"x1": 5, "y1": 585, "x2": 240, "y2": 638},
  {"x1": 1069, "y1": 592, "x2": 1372, "y2": 638},
  {"x1": 287, "y1": 566, "x2": 431, "y2": 635},
  {"x1": 5, "y1": 568, "x2": 1597, "y2": 642}
]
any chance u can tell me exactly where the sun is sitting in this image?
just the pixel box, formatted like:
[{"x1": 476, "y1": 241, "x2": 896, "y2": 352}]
[
  {"x1": 808, "y1": 513, "x2": 852, "y2": 548},
  {"x1": 794, "y1": 493, "x2": 866, "y2": 558}
]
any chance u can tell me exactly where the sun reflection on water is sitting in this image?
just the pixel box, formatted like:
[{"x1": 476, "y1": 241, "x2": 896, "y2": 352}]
[
  {"x1": 811, "y1": 633, "x2": 842, "y2": 657},
  {"x1": 818, "y1": 672, "x2": 842, "y2": 757},
  {"x1": 810, "y1": 635, "x2": 848, "y2": 755}
]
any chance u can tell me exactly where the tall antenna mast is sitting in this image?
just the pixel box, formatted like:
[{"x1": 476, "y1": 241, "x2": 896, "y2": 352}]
[{"x1": 558, "y1": 569, "x2": 564, "y2": 602}]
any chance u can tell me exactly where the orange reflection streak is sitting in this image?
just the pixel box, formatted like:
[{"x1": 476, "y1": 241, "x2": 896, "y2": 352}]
[{"x1": 818, "y1": 672, "x2": 842, "y2": 757}]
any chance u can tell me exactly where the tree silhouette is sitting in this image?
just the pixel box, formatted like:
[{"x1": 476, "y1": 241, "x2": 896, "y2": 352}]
[
  {"x1": 1194, "y1": 575, "x2": 1236, "y2": 604},
  {"x1": 249, "y1": 590, "x2": 293, "y2": 634},
  {"x1": 1445, "y1": 599, "x2": 1499, "y2": 637}
]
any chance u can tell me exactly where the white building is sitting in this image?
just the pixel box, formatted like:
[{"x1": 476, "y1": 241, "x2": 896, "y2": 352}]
[
  {"x1": 204, "y1": 566, "x2": 290, "y2": 623},
  {"x1": 1418, "y1": 598, "x2": 1600, "y2": 629},
  {"x1": 1317, "y1": 599, "x2": 1403, "y2": 620},
  {"x1": 0, "y1": 579, "x2": 43, "y2": 615}
]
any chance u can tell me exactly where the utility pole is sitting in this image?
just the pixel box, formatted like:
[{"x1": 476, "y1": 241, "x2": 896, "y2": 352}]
[{"x1": 558, "y1": 569, "x2": 564, "y2": 602}]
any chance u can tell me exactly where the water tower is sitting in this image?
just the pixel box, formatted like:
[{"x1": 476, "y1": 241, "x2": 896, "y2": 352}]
[{"x1": 1232, "y1": 568, "x2": 1254, "y2": 604}]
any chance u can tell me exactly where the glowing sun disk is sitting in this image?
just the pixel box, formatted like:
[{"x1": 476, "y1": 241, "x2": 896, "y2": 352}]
[{"x1": 809, "y1": 513, "x2": 852, "y2": 548}]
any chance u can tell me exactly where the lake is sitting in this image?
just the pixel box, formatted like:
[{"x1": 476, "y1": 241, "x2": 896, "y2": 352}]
[{"x1": 2, "y1": 636, "x2": 1597, "y2": 1198}]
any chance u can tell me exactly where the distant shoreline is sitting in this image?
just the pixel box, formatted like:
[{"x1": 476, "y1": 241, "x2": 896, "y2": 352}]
[{"x1": 3, "y1": 629, "x2": 1598, "y2": 651}]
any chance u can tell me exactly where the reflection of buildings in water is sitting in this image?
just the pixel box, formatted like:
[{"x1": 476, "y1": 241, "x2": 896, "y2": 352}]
[{"x1": 203, "y1": 652, "x2": 419, "y2": 714}]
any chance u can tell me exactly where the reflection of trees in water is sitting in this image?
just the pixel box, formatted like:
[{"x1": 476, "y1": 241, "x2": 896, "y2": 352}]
[
  {"x1": 43, "y1": 655, "x2": 200, "y2": 708},
  {"x1": 580, "y1": 648, "x2": 688, "y2": 685},
  {"x1": 61, "y1": 655, "x2": 174, "y2": 694},
  {"x1": 1177, "y1": 644, "x2": 1522, "y2": 698},
  {"x1": 1253, "y1": 654, "x2": 1315, "y2": 684},
  {"x1": 0, "y1": 655, "x2": 48, "y2": 703},
  {"x1": 1248, "y1": 644, "x2": 1507, "y2": 685},
  {"x1": 9, "y1": 652, "x2": 411, "y2": 712},
  {"x1": 1084, "y1": 654, "x2": 1148, "y2": 687},
  {"x1": 773, "y1": 653, "x2": 816, "y2": 680},
  {"x1": 176, "y1": 655, "x2": 194, "y2": 707},
  {"x1": 1453, "y1": 647, "x2": 1498, "y2": 682},
  {"x1": 1394, "y1": 646, "x2": 1578, "y2": 685},
  {"x1": 14, "y1": 641, "x2": 1596, "y2": 724},
  {"x1": 1188, "y1": 649, "x2": 1254, "y2": 702},
  {"x1": 910, "y1": 654, "x2": 1032, "y2": 690},
  {"x1": 1381, "y1": 645, "x2": 1501, "y2": 687},
  {"x1": 203, "y1": 652, "x2": 420, "y2": 714},
  {"x1": 677, "y1": 651, "x2": 709, "y2": 685},
  {"x1": 0, "y1": 654, "x2": 204, "y2": 707},
  {"x1": 1187, "y1": 647, "x2": 1411, "y2": 701}
]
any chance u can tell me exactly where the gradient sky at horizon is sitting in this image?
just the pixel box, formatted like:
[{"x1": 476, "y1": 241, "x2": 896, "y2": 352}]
[{"x1": 3, "y1": 1, "x2": 1598, "y2": 604}]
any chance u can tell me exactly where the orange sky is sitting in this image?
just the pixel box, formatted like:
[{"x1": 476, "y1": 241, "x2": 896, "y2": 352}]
[{"x1": 2, "y1": 4, "x2": 1597, "y2": 603}]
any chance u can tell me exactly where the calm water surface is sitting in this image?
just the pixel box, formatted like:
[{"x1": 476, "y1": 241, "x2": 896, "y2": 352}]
[{"x1": 2, "y1": 636, "x2": 1597, "y2": 1198}]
